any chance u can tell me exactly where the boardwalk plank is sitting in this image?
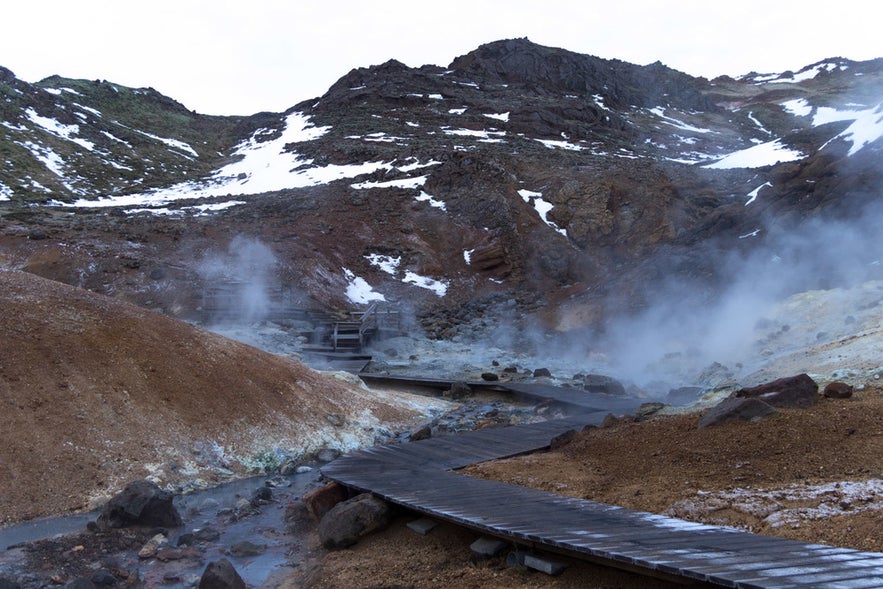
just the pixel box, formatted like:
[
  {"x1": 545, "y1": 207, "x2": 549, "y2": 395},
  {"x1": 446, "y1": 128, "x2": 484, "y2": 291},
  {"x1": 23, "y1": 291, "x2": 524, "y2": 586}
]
[{"x1": 322, "y1": 386, "x2": 883, "y2": 588}]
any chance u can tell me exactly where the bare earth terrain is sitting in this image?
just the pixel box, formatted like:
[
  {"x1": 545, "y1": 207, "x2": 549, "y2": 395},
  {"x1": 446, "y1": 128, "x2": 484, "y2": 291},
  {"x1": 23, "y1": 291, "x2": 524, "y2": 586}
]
[
  {"x1": 0, "y1": 269, "x2": 445, "y2": 525},
  {"x1": 301, "y1": 387, "x2": 883, "y2": 588}
]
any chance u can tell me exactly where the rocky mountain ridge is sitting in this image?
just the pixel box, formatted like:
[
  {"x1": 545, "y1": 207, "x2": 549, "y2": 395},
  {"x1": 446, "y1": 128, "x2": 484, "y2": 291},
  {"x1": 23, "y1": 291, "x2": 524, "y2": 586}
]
[{"x1": 1, "y1": 38, "x2": 882, "y2": 335}]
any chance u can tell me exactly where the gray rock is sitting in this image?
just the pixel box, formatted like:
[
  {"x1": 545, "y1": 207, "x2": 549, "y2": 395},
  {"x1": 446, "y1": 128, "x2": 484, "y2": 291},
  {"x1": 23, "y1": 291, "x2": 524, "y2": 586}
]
[
  {"x1": 583, "y1": 374, "x2": 626, "y2": 396},
  {"x1": 698, "y1": 397, "x2": 776, "y2": 428},
  {"x1": 409, "y1": 423, "x2": 432, "y2": 441},
  {"x1": 97, "y1": 480, "x2": 182, "y2": 529},
  {"x1": 316, "y1": 447, "x2": 341, "y2": 462},
  {"x1": 198, "y1": 558, "x2": 245, "y2": 589},
  {"x1": 318, "y1": 493, "x2": 391, "y2": 549}
]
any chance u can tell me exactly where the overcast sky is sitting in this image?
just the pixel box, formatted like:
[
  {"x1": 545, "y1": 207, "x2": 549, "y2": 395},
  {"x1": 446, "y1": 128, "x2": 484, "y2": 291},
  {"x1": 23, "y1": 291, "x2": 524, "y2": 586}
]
[{"x1": 3, "y1": 0, "x2": 881, "y2": 116}]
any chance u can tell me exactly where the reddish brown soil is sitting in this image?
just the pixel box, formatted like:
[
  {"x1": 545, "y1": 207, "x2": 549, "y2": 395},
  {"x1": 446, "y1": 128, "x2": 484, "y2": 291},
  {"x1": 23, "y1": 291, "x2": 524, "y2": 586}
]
[{"x1": 0, "y1": 269, "x2": 428, "y2": 525}]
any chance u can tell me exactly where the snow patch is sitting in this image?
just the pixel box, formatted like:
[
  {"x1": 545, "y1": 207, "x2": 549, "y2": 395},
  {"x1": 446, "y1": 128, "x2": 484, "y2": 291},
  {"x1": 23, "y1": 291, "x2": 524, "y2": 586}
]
[
  {"x1": 649, "y1": 107, "x2": 713, "y2": 134},
  {"x1": 519, "y1": 188, "x2": 567, "y2": 236},
  {"x1": 534, "y1": 138, "x2": 583, "y2": 151},
  {"x1": 815, "y1": 103, "x2": 883, "y2": 156},
  {"x1": 403, "y1": 271, "x2": 447, "y2": 296},
  {"x1": 343, "y1": 268, "x2": 386, "y2": 304},
  {"x1": 0, "y1": 181, "x2": 12, "y2": 201},
  {"x1": 365, "y1": 254, "x2": 401, "y2": 275},
  {"x1": 745, "y1": 182, "x2": 772, "y2": 206},
  {"x1": 484, "y1": 112, "x2": 510, "y2": 122},
  {"x1": 25, "y1": 107, "x2": 95, "y2": 151},
  {"x1": 351, "y1": 174, "x2": 427, "y2": 190},
  {"x1": 415, "y1": 190, "x2": 446, "y2": 210},
  {"x1": 704, "y1": 139, "x2": 804, "y2": 169}
]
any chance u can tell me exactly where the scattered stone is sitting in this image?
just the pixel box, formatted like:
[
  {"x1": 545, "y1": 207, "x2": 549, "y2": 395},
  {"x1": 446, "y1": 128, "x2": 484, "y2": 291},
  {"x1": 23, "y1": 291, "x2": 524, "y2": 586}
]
[
  {"x1": 583, "y1": 374, "x2": 626, "y2": 396},
  {"x1": 303, "y1": 482, "x2": 348, "y2": 522},
  {"x1": 447, "y1": 381, "x2": 473, "y2": 399},
  {"x1": 89, "y1": 570, "x2": 116, "y2": 588},
  {"x1": 524, "y1": 553, "x2": 569, "y2": 576},
  {"x1": 698, "y1": 397, "x2": 776, "y2": 429},
  {"x1": 229, "y1": 541, "x2": 266, "y2": 556},
  {"x1": 480, "y1": 372, "x2": 499, "y2": 381},
  {"x1": 533, "y1": 367, "x2": 552, "y2": 378},
  {"x1": 265, "y1": 475, "x2": 291, "y2": 488},
  {"x1": 138, "y1": 533, "x2": 168, "y2": 559},
  {"x1": 193, "y1": 526, "x2": 221, "y2": 543},
  {"x1": 735, "y1": 373, "x2": 819, "y2": 408},
  {"x1": 324, "y1": 413, "x2": 345, "y2": 427},
  {"x1": 824, "y1": 381, "x2": 854, "y2": 399},
  {"x1": 470, "y1": 536, "x2": 508, "y2": 556},
  {"x1": 251, "y1": 486, "x2": 273, "y2": 505},
  {"x1": 176, "y1": 532, "x2": 196, "y2": 547},
  {"x1": 295, "y1": 465, "x2": 314, "y2": 474},
  {"x1": 549, "y1": 429, "x2": 577, "y2": 450},
  {"x1": 27, "y1": 229, "x2": 47, "y2": 240},
  {"x1": 409, "y1": 423, "x2": 432, "y2": 441},
  {"x1": 279, "y1": 459, "x2": 300, "y2": 475},
  {"x1": 636, "y1": 402, "x2": 666, "y2": 419},
  {"x1": 316, "y1": 448, "x2": 341, "y2": 462},
  {"x1": 198, "y1": 558, "x2": 245, "y2": 589},
  {"x1": 502, "y1": 366, "x2": 519, "y2": 374},
  {"x1": 97, "y1": 479, "x2": 182, "y2": 529},
  {"x1": 406, "y1": 517, "x2": 439, "y2": 536},
  {"x1": 318, "y1": 493, "x2": 392, "y2": 549}
]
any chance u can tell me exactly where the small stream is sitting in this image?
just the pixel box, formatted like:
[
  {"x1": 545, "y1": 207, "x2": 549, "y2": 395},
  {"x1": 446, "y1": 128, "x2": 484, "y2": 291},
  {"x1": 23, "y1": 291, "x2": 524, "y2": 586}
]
[{"x1": 0, "y1": 468, "x2": 324, "y2": 588}]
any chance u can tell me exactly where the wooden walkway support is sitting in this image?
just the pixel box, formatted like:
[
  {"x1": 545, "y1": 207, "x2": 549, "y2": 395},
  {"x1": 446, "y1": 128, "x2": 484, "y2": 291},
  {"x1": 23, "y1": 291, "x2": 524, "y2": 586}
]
[{"x1": 323, "y1": 387, "x2": 883, "y2": 587}]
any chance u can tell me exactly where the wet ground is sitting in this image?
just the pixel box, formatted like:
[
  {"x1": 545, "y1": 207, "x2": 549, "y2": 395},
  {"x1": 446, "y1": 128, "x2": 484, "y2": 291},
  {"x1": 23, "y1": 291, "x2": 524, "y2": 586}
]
[{"x1": 0, "y1": 469, "x2": 325, "y2": 588}]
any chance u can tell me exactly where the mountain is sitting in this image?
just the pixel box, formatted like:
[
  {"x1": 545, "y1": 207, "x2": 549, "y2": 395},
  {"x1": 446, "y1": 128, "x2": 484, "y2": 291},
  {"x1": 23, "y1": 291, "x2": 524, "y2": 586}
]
[{"x1": 1, "y1": 38, "x2": 882, "y2": 336}]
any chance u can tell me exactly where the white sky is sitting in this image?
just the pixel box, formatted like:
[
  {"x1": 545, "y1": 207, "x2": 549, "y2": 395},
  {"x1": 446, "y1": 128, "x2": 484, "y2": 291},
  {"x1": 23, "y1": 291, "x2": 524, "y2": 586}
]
[{"x1": 3, "y1": 0, "x2": 881, "y2": 116}]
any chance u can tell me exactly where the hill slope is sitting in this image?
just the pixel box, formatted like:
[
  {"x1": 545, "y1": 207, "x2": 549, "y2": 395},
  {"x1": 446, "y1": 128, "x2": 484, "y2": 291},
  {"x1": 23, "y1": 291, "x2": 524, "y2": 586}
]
[{"x1": 0, "y1": 269, "x2": 439, "y2": 523}]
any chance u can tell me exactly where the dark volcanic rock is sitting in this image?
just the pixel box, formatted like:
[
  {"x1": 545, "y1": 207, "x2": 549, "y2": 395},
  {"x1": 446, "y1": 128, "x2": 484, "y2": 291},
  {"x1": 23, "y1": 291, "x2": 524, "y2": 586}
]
[
  {"x1": 698, "y1": 397, "x2": 777, "y2": 428},
  {"x1": 198, "y1": 558, "x2": 246, "y2": 589},
  {"x1": 318, "y1": 493, "x2": 392, "y2": 549},
  {"x1": 823, "y1": 381, "x2": 854, "y2": 398},
  {"x1": 735, "y1": 373, "x2": 819, "y2": 408},
  {"x1": 97, "y1": 479, "x2": 182, "y2": 529}
]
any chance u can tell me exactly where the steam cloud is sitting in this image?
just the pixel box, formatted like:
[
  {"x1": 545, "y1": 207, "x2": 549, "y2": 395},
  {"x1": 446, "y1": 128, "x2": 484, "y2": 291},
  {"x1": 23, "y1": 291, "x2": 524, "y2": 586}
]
[
  {"x1": 581, "y1": 200, "x2": 883, "y2": 389},
  {"x1": 469, "y1": 199, "x2": 883, "y2": 394},
  {"x1": 199, "y1": 236, "x2": 279, "y2": 324}
]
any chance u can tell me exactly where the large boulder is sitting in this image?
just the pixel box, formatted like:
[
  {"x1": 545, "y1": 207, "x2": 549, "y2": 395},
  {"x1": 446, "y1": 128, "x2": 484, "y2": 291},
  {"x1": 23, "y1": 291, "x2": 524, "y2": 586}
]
[
  {"x1": 698, "y1": 397, "x2": 777, "y2": 428},
  {"x1": 734, "y1": 373, "x2": 819, "y2": 408},
  {"x1": 302, "y1": 481, "x2": 348, "y2": 522},
  {"x1": 198, "y1": 558, "x2": 246, "y2": 589},
  {"x1": 96, "y1": 479, "x2": 182, "y2": 529},
  {"x1": 317, "y1": 493, "x2": 392, "y2": 549}
]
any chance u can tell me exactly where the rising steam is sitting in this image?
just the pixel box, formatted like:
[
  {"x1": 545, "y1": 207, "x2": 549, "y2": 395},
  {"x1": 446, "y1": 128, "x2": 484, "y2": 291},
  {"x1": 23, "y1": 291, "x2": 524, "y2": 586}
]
[{"x1": 199, "y1": 236, "x2": 279, "y2": 324}]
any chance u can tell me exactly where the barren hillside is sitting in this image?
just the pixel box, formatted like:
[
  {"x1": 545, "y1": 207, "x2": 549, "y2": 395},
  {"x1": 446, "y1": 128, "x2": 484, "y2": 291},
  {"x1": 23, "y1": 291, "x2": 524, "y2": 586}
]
[{"x1": 0, "y1": 269, "x2": 441, "y2": 524}]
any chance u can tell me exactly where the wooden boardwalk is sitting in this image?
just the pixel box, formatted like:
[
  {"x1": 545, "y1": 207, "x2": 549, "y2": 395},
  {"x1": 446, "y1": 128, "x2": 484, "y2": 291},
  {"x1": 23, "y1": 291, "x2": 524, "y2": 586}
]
[{"x1": 323, "y1": 386, "x2": 883, "y2": 588}]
